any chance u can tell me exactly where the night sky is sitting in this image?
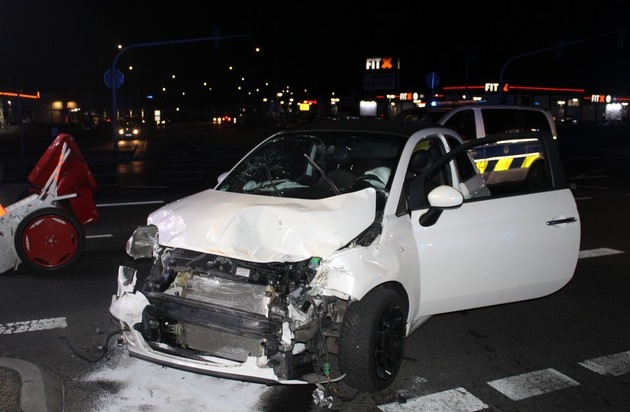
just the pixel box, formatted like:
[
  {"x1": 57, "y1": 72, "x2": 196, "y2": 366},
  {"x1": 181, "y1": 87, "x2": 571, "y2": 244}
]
[{"x1": 2, "y1": 1, "x2": 629, "y2": 101}]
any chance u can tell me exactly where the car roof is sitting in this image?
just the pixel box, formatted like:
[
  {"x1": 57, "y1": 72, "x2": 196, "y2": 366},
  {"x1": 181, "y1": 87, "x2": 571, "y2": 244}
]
[
  {"x1": 398, "y1": 103, "x2": 550, "y2": 114},
  {"x1": 280, "y1": 119, "x2": 445, "y2": 137}
]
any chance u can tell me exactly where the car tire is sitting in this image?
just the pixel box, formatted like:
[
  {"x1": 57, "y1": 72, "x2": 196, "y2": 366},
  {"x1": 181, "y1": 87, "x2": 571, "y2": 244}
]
[
  {"x1": 525, "y1": 160, "x2": 547, "y2": 190},
  {"x1": 338, "y1": 285, "x2": 407, "y2": 392},
  {"x1": 15, "y1": 207, "x2": 85, "y2": 272}
]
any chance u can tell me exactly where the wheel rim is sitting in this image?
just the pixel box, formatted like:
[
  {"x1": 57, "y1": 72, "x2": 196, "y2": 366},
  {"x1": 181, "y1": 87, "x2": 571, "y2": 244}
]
[
  {"x1": 374, "y1": 303, "x2": 406, "y2": 382},
  {"x1": 20, "y1": 213, "x2": 80, "y2": 269}
]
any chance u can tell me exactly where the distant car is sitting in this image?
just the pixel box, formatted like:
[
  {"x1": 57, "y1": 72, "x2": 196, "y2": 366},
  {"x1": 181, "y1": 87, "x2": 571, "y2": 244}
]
[
  {"x1": 212, "y1": 114, "x2": 234, "y2": 125},
  {"x1": 395, "y1": 104, "x2": 556, "y2": 141},
  {"x1": 395, "y1": 104, "x2": 557, "y2": 188},
  {"x1": 110, "y1": 120, "x2": 580, "y2": 392},
  {"x1": 118, "y1": 119, "x2": 143, "y2": 139}
]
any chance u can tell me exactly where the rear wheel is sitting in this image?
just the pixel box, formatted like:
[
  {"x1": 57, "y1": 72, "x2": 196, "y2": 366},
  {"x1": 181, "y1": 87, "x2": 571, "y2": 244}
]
[
  {"x1": 526, "y1": 160, "x2": 547, "y2": 190},
  {"x1": 338, "y1": 286, "x2": 407, "y2": 392},
  {"x1": 15, "y1": 207, "x2": 85, "y2": 272}
]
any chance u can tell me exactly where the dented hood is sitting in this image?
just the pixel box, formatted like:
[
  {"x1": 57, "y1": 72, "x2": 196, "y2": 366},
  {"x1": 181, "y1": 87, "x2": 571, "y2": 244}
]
[{"x1": 147, "y1": 188, "x2": 376, "y2": 262}]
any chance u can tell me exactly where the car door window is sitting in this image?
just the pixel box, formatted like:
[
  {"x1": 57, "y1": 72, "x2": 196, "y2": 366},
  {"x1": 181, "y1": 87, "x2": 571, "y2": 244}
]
[
  {"x1": 442, "y1": 110, "x2": 476, "y2": 141},
  {"x1": 520, "y1": 110, "x2": 552, "y2": 132},
  {"x1": 407, "y1": 132, "x2": 556, "y2": 213},
  {"x1": 481, "y1": 109, "x2": 521, "y2": 134},
  {"x1": 468, "y1": 134, "x2": 550, "y2": 196},
  {"x1": 405, "y1": 137, "x2": 452, "y2": 210}
]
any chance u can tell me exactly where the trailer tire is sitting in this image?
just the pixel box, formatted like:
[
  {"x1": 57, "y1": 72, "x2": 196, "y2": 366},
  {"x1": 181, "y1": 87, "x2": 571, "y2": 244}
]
[{"x1": 15, "y1": 207, "x2": 85, "y2": 272}]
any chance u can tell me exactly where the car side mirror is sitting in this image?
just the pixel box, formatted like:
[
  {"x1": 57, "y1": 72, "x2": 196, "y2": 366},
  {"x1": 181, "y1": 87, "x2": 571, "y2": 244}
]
[
  {"x1": 217, "y1": 171, "x2": 229, "y2": 184},
  {"x1": 427, "y1": 185, "x2": 463, "y2": 208},
  {"x1": 419, "y1": 185, "x2": 464, "y2": 227}
]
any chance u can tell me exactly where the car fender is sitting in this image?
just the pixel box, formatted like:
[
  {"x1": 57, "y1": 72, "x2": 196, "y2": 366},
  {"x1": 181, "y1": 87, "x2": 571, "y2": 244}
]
[{"x1": 311, "y1": 214, "x2": 422, "y2": 327}]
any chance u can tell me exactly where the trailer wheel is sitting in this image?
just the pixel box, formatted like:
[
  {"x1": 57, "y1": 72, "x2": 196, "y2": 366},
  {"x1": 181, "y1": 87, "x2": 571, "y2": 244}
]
[{"x1": 15, "y1": 207, "x2": 85, "y2": 272}]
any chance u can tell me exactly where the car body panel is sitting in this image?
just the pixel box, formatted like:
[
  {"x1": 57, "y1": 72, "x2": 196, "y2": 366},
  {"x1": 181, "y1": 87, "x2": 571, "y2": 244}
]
[{"x1": 413, "y1": 189, "x2": 580, "y2": 316}]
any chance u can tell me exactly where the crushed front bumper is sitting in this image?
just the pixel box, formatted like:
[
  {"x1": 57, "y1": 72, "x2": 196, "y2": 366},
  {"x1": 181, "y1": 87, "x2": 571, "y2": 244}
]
[{"x1": 110, "y1": 265, "x2": 342, "y2": 385}]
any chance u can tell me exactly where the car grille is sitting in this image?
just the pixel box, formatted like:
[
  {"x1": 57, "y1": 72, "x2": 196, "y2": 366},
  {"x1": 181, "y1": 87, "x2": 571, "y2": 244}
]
[{"x1": 179, "y1": 323, "x2": 262, "y2": 362}]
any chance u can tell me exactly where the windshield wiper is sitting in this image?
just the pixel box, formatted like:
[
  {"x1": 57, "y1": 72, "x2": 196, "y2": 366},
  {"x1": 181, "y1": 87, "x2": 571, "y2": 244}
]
[
  {"x1": 262, "y1": 153, "x2": 282, "y2": 196},
  {"x1": 303, "y1": 153, "x2": 340, "y2": 195}
]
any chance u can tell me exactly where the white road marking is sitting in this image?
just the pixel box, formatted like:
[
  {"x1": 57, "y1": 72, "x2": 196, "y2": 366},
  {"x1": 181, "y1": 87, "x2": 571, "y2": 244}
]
[
  {"x1": 121, "y1": 185, "x2": 169, "y2": 189},
  {"x1": 578, "y1": 351, "x2": 630, "y2": 376},
  {"x1": 378, "y1": 387, "x2": 488, "y2": 412},
  {"x1": 95, "y1": 200, "x2": 165, "y2": 207},
  {"x1": 486, "y1": 368, "x2": 579, "y2": 401},
  {"x1": 86, "y1": 234, "x2": 113, "y2": 239},
  {"x1": 578, "y1": 248, "x2": 624, "y2": 258},
  {"x1": 0, "y1": 317, "x2": 67, "y2": 334}
]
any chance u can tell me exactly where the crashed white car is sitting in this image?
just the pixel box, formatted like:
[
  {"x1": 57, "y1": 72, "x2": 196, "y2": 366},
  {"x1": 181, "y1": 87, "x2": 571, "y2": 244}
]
[{"x1": 110, "y1": 120, "x2": 580, "y2": 392}]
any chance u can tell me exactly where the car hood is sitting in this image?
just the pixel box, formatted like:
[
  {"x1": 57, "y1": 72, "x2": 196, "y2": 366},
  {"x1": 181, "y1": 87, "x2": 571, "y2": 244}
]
[{"x1": 147, "y1": 188, "x2": 377, "y2": 263}]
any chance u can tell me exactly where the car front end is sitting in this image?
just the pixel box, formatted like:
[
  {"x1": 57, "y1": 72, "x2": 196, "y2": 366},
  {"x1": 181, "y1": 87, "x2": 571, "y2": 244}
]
[{"x1": 110, "y1": 185, "x2": 386, "y2": 385}]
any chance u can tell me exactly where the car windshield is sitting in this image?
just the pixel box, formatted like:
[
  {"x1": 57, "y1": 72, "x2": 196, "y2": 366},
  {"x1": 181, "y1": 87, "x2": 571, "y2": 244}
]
[{"x1": 216, "y1": 131, "x2": 407, "y2": 204}]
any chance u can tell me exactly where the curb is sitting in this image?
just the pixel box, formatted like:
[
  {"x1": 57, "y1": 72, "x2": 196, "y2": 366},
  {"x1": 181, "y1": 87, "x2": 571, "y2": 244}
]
[{"x1": 0, "y1": 358, "x2": 64, "y2": 412}]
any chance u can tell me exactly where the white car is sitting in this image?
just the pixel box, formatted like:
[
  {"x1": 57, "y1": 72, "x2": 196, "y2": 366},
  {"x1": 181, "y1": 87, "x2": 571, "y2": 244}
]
[{"x1": 110, "y1": 120, "x2": 580, "y2": 392}]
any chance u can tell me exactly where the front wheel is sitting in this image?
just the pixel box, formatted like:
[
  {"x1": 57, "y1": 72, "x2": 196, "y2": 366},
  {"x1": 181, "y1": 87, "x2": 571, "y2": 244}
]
[
  {"x1": 15, "y1": 207, "x2": 85, "y2": 272},
  {"x1": 338, "y1": 286, "x2": 407, "y2": 392}
]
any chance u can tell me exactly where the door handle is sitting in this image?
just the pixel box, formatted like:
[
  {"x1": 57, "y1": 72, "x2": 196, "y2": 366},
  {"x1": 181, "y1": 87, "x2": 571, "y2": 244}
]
[{"x1": 546, "y1": 217, "x2": 577, "y2": 226}]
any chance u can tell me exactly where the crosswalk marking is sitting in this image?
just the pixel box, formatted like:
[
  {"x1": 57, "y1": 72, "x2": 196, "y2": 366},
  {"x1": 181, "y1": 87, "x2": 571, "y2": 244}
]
[
  {"x1": 579, "y1": 351, "x2": 630, "y2": 376},
  {"x1": 378, "y1": 387, "x2": 488, "y2": 412},
  {"x1": 486, "y1": 368, "x2": 579, "y2": 401},
  {"x1": 0, "y1": 317, "x2": 67, "y2": 334}
]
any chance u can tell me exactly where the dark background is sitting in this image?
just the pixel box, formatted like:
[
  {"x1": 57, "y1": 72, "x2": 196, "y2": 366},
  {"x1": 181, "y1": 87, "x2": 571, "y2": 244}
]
[{"x1": 1, "y1": 1, "x2": 629, "y2": 98}]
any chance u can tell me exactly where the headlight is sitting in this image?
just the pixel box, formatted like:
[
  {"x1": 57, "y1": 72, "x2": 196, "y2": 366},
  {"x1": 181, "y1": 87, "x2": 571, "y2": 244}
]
[{"x1": 126, "y1": 225, "x2": 159, "y2": 259}]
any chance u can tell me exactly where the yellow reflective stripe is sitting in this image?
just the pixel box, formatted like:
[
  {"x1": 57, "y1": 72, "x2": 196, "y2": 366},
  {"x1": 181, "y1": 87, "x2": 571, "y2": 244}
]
[
  {"x1": 494, "y1": 157, "x2": 513, "y2": 171},
  {"x1": 475, "y1": 160, "x2": 488, "y2": 173},
  {"x1": 521, "y1": 154, "x2": 541, "y2": 168},
  {"x1": 475, "y1": 154, "x2": 541, "y2": 173}
]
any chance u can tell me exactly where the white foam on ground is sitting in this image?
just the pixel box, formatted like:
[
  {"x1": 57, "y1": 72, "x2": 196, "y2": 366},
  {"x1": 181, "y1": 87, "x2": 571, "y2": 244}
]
[{"x1": 83, "y1": 351, "x2": 269, "y2": 412}]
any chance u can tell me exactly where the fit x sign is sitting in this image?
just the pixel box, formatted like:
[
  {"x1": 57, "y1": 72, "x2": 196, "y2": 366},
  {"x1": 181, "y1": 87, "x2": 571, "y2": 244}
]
[{"x1": 365, "y1": 57, "x2": 398, "y2": 71}]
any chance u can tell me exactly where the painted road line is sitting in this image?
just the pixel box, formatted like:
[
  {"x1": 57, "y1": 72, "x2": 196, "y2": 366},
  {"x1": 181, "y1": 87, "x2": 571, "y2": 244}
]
[
  {"x1": 86, "y1": 234, "x2": 113, "y2": 239},
  {"x1": 96, "y1": 200, "x2": 165, "y2": 207},
  {"x1": 378, "y1": 387, "x2": 488, "y2": 412},
  {"x1": 486, "y1": 368, "x2": 579, "y2": 401},
  {"x1": 122, "y1": 185, "x2": 169, "y2": 189},
  {"x1": 578, "y1": 351, "x2": 630, "y2": 376},
  {"x1": 0, "y1": 317, "x2": 67, "y2": 334},
  {"x1": 578, "y1": 248, "x2": 624, "y2": 258}
]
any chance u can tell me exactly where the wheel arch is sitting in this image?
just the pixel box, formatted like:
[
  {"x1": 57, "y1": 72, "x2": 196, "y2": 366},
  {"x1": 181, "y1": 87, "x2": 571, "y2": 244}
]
[{"x1": 354, "y1": 281, "x2": 410, "y2": 325}]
